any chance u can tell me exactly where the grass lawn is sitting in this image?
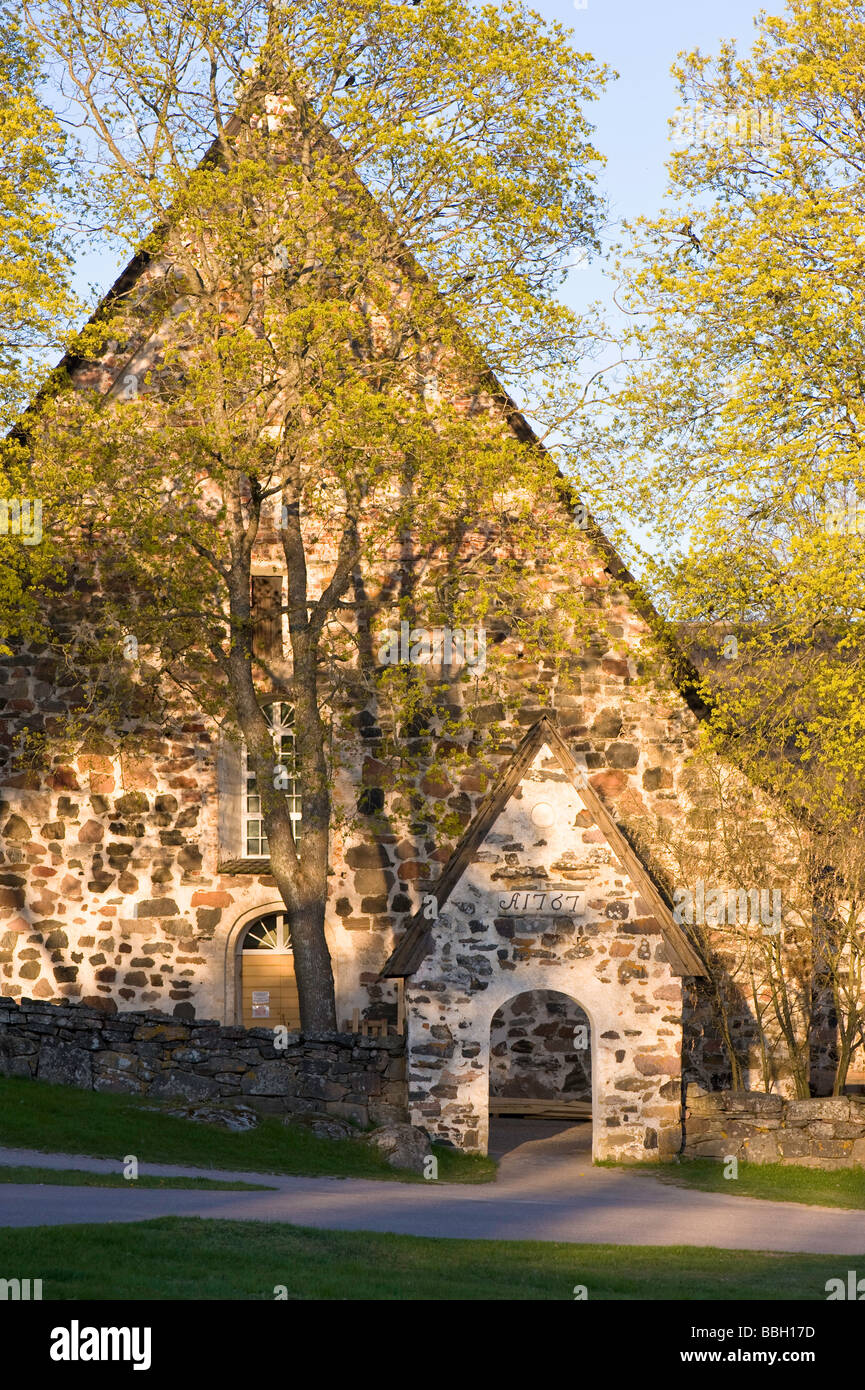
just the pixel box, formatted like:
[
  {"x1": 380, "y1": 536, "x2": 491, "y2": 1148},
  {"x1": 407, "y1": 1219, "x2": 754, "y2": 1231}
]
[
  {"x1": 0, "y1": 1216, "x2": 851, "y2": 1299},
  {"x1": 0, "y1": 1165, "x2": 273, "y2": 1190},
  {"x1": 0, "y1": 1075, "x2": 494, "y2": 1183},
  {"x1": 625, "y1": 1156, "x2": 865, "y2": 1210}
]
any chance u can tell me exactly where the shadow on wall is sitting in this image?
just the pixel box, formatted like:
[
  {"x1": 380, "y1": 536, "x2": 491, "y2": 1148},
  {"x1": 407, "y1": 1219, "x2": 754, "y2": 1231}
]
[{"x1": 490, "y1": 989, "x2": 591, "y2": 1102}]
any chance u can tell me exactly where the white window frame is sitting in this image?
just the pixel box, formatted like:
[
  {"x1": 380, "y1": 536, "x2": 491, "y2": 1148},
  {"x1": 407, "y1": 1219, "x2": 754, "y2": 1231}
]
[
  {"x1": 242, "y1": 701, "x2": 302, "y2": 858},
  {"x1": 241, "y1": 911, "x2": 293, "y2": 954}
]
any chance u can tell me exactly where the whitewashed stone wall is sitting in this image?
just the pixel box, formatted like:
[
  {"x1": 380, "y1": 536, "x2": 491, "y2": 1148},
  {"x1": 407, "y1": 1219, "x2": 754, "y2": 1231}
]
[{"x1": 405, "y1": 743, "x2": 684, "y2": 1160}]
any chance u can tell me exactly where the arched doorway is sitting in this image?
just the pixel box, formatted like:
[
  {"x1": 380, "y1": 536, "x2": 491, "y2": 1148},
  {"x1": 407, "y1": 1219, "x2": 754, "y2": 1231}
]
[
  {"x1": 239, "y1": 910, "x2": 300, "y2": 1030},
  {"x1": 384, "y1": 715, "x2": 695, "y2": 1159},
  {"x1": 489, "y1": 989, "x2": 592, "y2": 1116}
]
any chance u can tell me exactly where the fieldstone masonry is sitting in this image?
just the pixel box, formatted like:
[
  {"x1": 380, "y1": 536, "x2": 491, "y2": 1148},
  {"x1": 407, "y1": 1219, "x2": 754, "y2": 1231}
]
[
  {"x1": 0, "y1": 995, "x2": 407, "y2": 1127},
  {"x1": 403, "y1": 741, "x2": 685, "y2": 1160},
  {"x1": 3, "y1": 76, "x2": 840, "y2": 1164},
  {"x1": 684, "y1": 1088, "x2": 865, "y2": 1168},
  {"x1": 490, "y1": 990, "x2": 592, "y2": 1102}
]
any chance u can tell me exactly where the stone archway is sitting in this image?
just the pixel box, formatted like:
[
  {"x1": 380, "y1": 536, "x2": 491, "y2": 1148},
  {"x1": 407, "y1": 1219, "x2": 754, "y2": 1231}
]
[
  {"x1": 404, "y1": 956, "x2": 682, "y2": 1161},
  {"x1": 489, "y1": 988, "x2": 592, "y2": 1117},
  {"x1": 386, "y1": 720, "x2": 695, "y2": 1163}
]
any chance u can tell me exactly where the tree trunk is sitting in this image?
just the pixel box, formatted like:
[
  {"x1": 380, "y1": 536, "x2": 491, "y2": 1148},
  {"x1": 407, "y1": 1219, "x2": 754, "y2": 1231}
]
[
  {"x1": 270, "y1": 865, "x2": 336, "y2": 1033},
  {"x1": 226, "y1": 536, "x2": 339, "y2": 1032}
]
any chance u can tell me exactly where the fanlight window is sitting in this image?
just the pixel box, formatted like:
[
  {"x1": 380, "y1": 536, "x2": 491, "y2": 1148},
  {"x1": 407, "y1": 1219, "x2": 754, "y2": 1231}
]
[
  {"x1": 243, "y1": 702, "x2": 301, "y2": 857},
  {"x1": 242, "y1": 911, "x2": 292, "y2": 954}
]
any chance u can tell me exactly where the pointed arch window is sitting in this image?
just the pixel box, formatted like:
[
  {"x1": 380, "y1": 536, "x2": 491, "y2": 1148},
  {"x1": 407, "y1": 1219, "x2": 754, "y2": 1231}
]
[{"x1": 243, "y1": 701, "x2": 301, "y2": 857}]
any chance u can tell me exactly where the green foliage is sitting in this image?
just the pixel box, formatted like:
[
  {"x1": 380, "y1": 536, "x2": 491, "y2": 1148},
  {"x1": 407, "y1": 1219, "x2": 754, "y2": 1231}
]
[
  {"x1": 576, "y1": 0, "x2": 865, "y2": 831},
  {"x1": 6, "y1": 0, "x2": 612, "y2": 1024},
  {"x1": 0, "y1": 7, "x2": 76, "y2": 425},
  {"x1": 0, "y1": 11, "x2": 78, "y2": 652}
]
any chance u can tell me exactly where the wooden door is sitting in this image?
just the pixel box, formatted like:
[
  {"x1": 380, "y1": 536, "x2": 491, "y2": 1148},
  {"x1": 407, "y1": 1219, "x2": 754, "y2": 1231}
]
[{"x1": 240, "y1": 912, "x2": 300, "y2": 1030}]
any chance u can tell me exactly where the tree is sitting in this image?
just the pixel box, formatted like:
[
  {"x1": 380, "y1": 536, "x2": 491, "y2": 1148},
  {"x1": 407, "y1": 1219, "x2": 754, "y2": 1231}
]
[
  {"x1": 642, "y1": 742, "x2": 812, "y2": 1096},
  {"x1": 0, "y1": 7, "x2": 75, "y2": 423},
  {"x1": 18, "y1": 0, "x2": 611, "y2": 1029},
  {"x1": 563, "y1": 0, "x2": 865, "y2": 1086},
  {"x1": 573, "y1": 0, "x2": 865, "y2": 800},
  {"x1": 0, "y1": 7, "x2": 78, "y2": 655}
]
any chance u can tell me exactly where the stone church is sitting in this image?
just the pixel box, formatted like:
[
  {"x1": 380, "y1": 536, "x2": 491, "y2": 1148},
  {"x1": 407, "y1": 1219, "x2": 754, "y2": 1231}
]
[{"x1": 0, "y1": 81, "x2": 809, "y2": 1161}]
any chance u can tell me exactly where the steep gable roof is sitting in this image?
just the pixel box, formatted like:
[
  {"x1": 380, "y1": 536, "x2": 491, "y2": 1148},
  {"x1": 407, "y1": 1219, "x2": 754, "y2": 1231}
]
[
  {"x1": 380, "y1": 713, "x2": 707, "y2": 979},
  {"x1": 16, "y1": 80, "x2": 715, "y2": 874},
  {"x1": 30, "y1": 74, "x2": 710, "y2": 726}
]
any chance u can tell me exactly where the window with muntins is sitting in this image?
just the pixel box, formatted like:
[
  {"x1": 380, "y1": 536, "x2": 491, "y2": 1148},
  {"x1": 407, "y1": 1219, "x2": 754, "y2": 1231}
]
[{"x1": 243, "y1": 702, "x2": 301, "y2": 857}]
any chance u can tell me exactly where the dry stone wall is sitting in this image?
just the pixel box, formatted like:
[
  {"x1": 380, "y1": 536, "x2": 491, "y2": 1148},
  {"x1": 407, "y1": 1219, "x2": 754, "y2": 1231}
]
[
  {"x1": 684, "y1": 1088, "x2": 865, "y2": 1168},
  {"x1": 0, "y1": 995, "x2": 407, "y2": 1126}
]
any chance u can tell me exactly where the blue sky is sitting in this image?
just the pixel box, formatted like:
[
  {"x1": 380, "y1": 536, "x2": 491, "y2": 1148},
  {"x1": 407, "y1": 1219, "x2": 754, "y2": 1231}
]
[
  {"x1": 74, "y1": 0, "x2": 777, "y2": 312},
  {"x1": 531, "y1": 0, "x2": 774, "y2": 311}
]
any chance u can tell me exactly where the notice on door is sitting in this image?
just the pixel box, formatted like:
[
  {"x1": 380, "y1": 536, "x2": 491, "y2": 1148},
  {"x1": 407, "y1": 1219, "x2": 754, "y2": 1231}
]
[{"x1": 252, "y1": 990, "x2": 270, "y2": 1018}]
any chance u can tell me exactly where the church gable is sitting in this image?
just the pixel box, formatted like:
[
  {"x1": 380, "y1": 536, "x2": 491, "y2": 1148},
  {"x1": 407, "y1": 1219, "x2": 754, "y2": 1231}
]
[
  {"x1": 382, "y1": 715, "x2": 705, "y2": 981},
  {"x1": 3, "y1": 75, "x2": 720, "y2": 1086}
]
